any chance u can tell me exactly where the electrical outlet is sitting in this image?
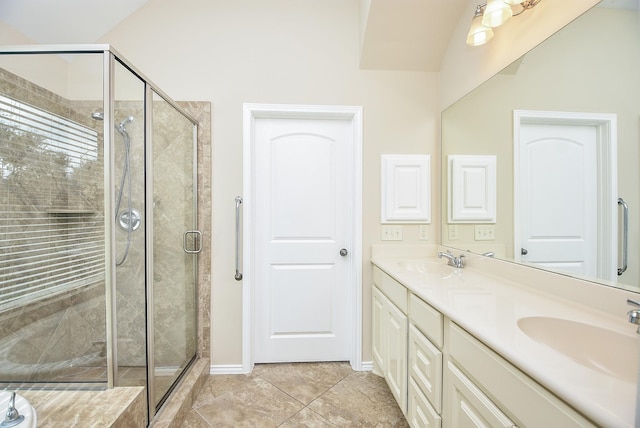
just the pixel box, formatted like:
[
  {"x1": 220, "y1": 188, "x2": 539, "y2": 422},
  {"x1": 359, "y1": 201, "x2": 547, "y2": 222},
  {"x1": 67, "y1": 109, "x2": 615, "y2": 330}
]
[
  {"x1": 419, "y1": 225, "x2": 428, "y2": 240},
  {"x1": 448, "y1": 224, "x2": 459, "y2": 240},
  {"x1": 381, "y1": 225, "x2": 403, "y2": 241},
  {"x1": 475, "y1": 224, "x2": 496, "y2": 241}
]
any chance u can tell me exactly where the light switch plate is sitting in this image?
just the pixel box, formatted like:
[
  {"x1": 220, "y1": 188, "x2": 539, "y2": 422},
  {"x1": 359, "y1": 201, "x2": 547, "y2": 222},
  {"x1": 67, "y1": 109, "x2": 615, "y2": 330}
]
[
  {"x1": 448, "y1": 224, "x2": 459, "y2": 240},
  {"x1": 419, "y1": 225, "x2": 428, "y2": 240},
  {"x1": 382, "y1": 225, "x2": 403, "y2": 241},
  {"x1": 475, "y1": 224, "x2": 495, "y2": 240}
]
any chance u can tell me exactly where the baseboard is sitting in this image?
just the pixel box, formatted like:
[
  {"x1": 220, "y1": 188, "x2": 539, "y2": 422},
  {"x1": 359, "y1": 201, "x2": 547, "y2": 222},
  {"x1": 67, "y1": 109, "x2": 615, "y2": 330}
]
[
  {"x1": 359, "y1": 361, "x2": 373, "y2": 371},
  {"x1": 210, "y1": 364, "x2": 247, "y2": 375},
  {"x1": 212, "y1": 362, "x2": 372, "y2": 374}
]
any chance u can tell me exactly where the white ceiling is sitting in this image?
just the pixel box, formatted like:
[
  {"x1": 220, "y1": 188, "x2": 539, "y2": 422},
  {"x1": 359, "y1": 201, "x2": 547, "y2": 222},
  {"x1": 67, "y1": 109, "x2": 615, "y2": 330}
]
[
  {"x1": 0, "y1": 0, "x2": 467, "y2": 72},
  {"x1": 0, "y1": 0, "x2": 149, "y2": 44}
]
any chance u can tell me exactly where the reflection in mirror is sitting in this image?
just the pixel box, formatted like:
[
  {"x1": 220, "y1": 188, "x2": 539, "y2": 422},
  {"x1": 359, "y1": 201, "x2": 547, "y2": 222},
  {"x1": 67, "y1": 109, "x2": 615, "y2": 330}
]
[{"x1": 441, "y1": 1, "x2": 640, "y2": 292}]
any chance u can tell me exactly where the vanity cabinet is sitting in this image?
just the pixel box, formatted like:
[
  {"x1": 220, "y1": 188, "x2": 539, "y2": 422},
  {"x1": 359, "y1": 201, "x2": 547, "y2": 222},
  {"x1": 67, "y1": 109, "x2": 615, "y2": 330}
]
[{"x1": 372, "y1": 264, "x2": 598, "y2": 428}]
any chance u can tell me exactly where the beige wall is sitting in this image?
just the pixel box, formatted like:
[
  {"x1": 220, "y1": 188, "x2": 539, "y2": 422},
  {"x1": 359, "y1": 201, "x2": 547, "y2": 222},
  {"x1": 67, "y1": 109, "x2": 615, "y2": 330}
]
[{"x1": 94, "y1": 0, "x2": 440, "y2": 367}]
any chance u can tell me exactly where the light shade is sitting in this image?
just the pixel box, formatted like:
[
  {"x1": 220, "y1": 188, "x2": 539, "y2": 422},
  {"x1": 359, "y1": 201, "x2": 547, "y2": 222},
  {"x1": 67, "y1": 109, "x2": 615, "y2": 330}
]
[
  {"x1": 466, "y1": 14, "x2": 494, "y2": 46},
  {"x1": 504, "y1": 0, "x2": 524, "y2": 4},
  {"x1": 482, "y1": 0, "x2": 513, "y2": 28}
]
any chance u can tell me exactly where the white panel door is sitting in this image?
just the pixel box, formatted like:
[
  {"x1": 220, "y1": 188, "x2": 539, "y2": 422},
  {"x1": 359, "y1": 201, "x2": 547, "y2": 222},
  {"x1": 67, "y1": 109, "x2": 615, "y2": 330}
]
[
  {"x1": 519, "y1": 122, "x2": 598, "y2": 276},
  {"x1": 254, "y1": 116, "x2": 352, "y2": 362}
]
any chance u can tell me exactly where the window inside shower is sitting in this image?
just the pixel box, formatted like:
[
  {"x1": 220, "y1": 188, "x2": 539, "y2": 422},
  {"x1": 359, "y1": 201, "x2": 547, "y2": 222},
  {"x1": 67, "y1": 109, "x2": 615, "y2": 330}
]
[{"x1": 0, "y1": 94, "x2": 103, "y2": 313}]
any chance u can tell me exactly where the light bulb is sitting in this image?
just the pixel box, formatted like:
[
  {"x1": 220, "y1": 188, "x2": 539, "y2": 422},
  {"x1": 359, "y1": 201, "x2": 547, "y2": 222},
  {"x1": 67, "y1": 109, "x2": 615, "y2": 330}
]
[
  {"x1": 482, "y1": 0, "x2": 513, "y2": 28},
  {"x1": 467, "y1": 13, "x2": 494, "y2": 46}
]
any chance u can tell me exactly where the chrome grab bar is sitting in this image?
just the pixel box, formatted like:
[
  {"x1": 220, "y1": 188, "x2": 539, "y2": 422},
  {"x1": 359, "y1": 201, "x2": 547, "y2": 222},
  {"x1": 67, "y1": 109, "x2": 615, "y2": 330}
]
[
  {"x1": 235, "y1": 196, "x2": 243, "y2": 281},
  {"x1": 618, "y1": 197, "x2": 628, "y2": 275},
  {"x1": 183, "y1": 230, "x2": 203, "y2": 254}
]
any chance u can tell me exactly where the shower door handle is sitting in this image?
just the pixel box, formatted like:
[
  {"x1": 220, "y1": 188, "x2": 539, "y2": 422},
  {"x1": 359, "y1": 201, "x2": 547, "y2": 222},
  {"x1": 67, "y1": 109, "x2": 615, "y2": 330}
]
[{"x1": 184, "y1": 230, "x2": 203, "y2": 254}]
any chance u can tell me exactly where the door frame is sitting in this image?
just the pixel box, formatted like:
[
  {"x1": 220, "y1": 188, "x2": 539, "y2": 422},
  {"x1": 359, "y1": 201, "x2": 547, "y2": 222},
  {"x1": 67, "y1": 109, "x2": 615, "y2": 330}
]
[
  {"x1": 513, "y1": 110, "x2": 617, "y2": 281},
  {"x1": 242, "y1": 103, "x2": 363, "y2": 373}
]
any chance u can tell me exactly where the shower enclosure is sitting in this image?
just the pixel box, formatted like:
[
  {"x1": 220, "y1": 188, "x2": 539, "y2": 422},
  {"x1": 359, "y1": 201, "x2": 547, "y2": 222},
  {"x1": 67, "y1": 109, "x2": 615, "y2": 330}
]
[{"x1": 0, "y1": 45, "x2": 201, "y2": 422}]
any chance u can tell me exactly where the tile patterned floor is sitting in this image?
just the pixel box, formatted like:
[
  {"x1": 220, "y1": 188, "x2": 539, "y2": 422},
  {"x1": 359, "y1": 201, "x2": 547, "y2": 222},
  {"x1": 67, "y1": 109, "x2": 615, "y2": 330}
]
[{"x1": 182, "y1": 362, "x2": 409, "y2": 427}]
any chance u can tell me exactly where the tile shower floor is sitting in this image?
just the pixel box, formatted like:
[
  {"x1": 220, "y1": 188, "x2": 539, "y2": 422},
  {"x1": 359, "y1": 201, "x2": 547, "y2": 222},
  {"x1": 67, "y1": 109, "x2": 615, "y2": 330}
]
[{"x1": 182, "y1": 362, "x2": 409, "y2": 427}]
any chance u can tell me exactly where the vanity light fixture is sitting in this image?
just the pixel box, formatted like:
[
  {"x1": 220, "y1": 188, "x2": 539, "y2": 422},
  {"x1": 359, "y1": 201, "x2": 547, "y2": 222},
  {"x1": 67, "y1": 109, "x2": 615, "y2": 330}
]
[{"x1": 466, "y1": 0, "x2": 542, "y2": 47}]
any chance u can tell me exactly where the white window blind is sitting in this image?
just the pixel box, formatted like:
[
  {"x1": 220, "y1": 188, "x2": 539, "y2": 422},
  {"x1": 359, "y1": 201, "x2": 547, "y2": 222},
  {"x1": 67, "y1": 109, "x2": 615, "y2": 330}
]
[{"x1": 0, "y1": 95, "x2": 104, "y2": 311}]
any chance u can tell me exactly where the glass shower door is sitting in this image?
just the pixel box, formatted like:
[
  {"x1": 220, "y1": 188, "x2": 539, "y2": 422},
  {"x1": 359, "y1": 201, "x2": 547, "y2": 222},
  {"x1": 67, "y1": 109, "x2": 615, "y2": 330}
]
[
  {"x1": 150, "y1": 91, "x2": 198, "y2": 410},
  {"x1": 112, "y1": 58, "x2": 147, "y2": 391}
]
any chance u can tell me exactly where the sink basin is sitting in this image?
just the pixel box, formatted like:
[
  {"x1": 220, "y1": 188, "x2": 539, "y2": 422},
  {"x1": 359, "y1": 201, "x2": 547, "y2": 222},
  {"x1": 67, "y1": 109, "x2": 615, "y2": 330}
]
[{"x1": 517, "y1": 316, "x2": 638, "y2": 381}]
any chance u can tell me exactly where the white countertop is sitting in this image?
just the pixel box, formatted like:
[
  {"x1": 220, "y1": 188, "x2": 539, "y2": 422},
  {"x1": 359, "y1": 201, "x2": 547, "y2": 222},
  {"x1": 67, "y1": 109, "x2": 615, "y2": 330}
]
[{"x1": 371, "y1": 256, "x2": 638, "y2": 428}]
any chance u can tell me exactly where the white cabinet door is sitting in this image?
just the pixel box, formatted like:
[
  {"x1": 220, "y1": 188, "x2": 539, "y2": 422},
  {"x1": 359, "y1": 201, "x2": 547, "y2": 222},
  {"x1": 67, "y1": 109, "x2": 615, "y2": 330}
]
[
  {"x1": 386, "y1": 297, "x2": 408, "y2": 414},
  {"x1": 373, "y1": 284, "x2": 408, "y2": 415},
  {"x1": 372, "y1": 286, "x2": 387, "y2": 373}
]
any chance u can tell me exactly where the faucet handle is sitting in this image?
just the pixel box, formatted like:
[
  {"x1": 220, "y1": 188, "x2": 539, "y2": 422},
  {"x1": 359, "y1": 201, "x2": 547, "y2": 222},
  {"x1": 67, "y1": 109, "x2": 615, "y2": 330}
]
[
  {"x1": 627, "y1": 299, "x2": 640, "y2": 307},
  {"x1": 3, "y1": 392, "x2": 25, "y2": 426}
]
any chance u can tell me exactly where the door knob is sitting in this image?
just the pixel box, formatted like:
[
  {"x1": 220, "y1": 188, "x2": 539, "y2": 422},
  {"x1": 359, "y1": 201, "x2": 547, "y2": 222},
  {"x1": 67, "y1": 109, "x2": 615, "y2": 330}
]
[
  {"x1": 340, "y1": 248, "x2": 348, "y2": 256},
  {"x1": 521, "y1": 248, "x2": 528, "y2": 255}
]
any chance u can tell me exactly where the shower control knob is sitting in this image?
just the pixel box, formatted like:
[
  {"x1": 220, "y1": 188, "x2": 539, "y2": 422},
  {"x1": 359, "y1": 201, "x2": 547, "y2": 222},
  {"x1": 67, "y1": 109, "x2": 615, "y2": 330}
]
[{"x1": 340, "y1": 248, "x2": 348, "y2": 257}]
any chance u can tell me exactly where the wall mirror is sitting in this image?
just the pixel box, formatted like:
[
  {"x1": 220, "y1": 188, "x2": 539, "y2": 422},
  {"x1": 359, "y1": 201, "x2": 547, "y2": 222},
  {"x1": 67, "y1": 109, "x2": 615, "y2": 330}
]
[{"x1": 441, "y1": 0, "x2": 639, "y2": 292}]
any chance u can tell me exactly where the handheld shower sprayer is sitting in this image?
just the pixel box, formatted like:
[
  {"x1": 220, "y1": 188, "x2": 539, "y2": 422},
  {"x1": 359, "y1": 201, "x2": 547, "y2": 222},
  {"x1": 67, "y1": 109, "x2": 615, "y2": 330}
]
[
  {"x1": 117, "y1": 116, "x2": 134, "y2": 134},
  {"x1": 91, "y1": 111, "x2": 136, "y2": 266}
]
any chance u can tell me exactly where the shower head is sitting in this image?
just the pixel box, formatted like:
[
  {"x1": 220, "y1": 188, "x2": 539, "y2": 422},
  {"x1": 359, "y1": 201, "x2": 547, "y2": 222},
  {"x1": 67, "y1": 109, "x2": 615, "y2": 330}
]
[
  {"x1": 92, "y1": 112, "x2": 134, "y2": 138},
  {"x1": 91, "y1": 112, "x2": 134, "y2": 131}
]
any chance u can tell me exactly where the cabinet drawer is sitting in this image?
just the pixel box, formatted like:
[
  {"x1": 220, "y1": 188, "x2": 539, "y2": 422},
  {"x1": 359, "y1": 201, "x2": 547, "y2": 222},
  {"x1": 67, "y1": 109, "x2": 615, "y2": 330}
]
[
  {"x1": 409, "y1": 378, "x2": 442, "y2": 428},
  {"x1": 448, "y1": 322, "x2": 596, "y2": 427},
  {"x1": 409, "y1": 293, "x2": 443, "y2": 348},
  {"x1": 409, "y1": 324, "x2": 442, "y2": 413},
  {"x1": 373, "y1": 266, "x2": 408, "y2": 313},
  {"x1": 445, "y1": 360, "x2": 516, "y2": 428}
]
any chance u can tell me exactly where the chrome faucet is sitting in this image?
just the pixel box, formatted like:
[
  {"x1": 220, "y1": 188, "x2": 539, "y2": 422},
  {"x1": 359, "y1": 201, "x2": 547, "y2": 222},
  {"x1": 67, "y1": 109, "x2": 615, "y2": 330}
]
[
  {"x1": 1, "y1": 392, "x2": 24, "y2": 427},
  {"x1": 627, "y1": 299, "x2": 640, "y2": 333},
  {"x1": 437, "y1": 251, "x2": 465, "y2": 268}
]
